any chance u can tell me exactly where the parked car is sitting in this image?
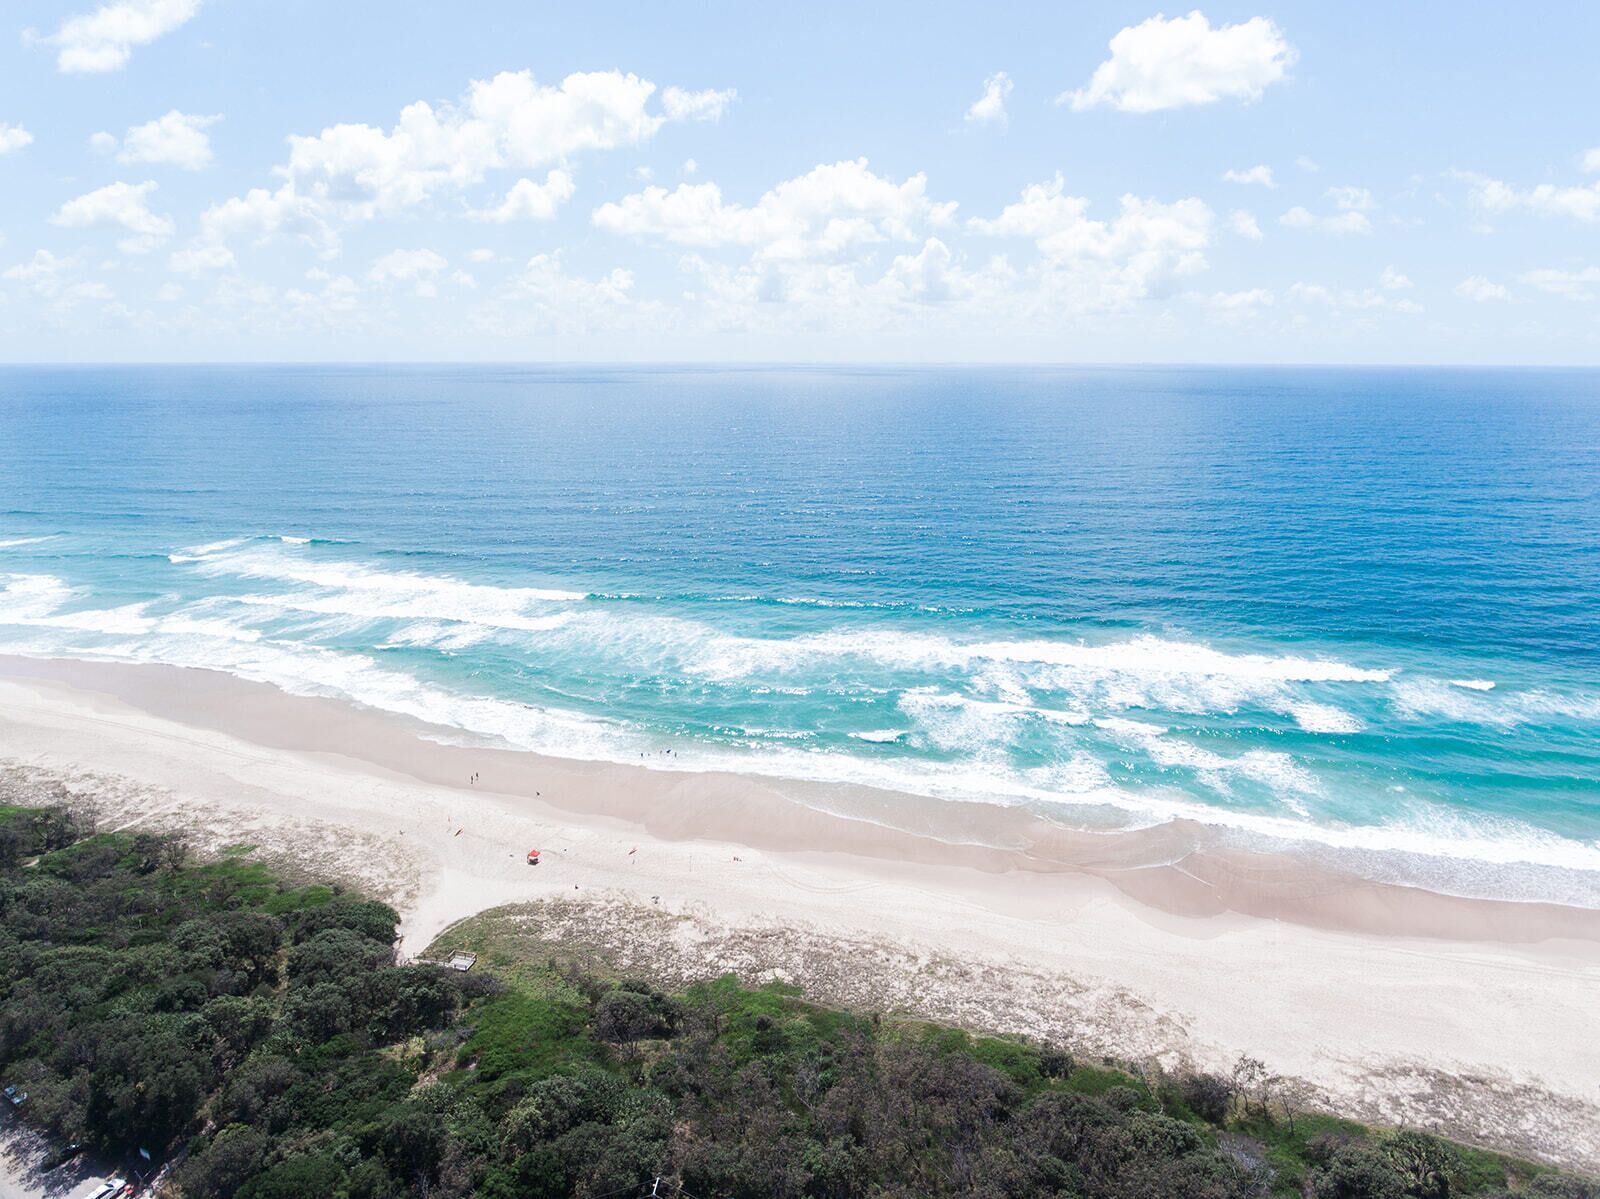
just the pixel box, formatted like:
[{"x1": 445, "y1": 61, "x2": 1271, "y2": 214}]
[
  {"x1": 40, "y1": 1141, "x2": 84, "y2": 1172},
  {"x1": 73, "y1": 1176, "x2": 128, "y2": 1199}
]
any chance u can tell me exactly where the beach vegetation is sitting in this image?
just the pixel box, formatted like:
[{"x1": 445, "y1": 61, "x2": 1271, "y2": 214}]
[{"x1": 0, "y1": 802, "x2": 1588, "y2": 1198}]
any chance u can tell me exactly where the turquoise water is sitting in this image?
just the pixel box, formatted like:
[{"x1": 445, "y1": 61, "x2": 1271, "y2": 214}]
[{"x1": 1, "y1": 365, "x2": 1598, "y2": 903}]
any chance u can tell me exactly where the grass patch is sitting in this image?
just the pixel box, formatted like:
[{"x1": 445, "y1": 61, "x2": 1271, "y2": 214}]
[{"x1": 459, "y1": 991, "x2": 598, "y2": 1084}]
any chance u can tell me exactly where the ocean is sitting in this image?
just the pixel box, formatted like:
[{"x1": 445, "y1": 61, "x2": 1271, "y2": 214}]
[{"x1": 1, "y1": 365, "x2": 1597, "y2": 904}]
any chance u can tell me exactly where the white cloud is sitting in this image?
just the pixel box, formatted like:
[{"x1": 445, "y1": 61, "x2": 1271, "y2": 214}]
[
  {"x1": 369, "y1": 248, "x2": 449, "y2": 296},
  {"x1": 1063, "y1": 11, "x2": 1295, "y2": 113},
  {"x1": 1326, "y1": 185, "x2": 1374, "y2": 211},
  {"x1": 110, "y1": 110, "x2": 221, "y2": 170},
  {"x1": 676, "y1": 238, "x2": 1016, "y2": 332},
  {"x1": 1464, "y1": 171, "x2": 1600, "y2": 223},
  {"x1": 281, "y1": 271, "x2": 361, "y2": 321},
  {"x1": 3, "y1": 250, "x2": 76, "y2": 289},
  {"x1": 970, "y1": 175, "x2": 1213, "y2": 308},
  {"x1": 965, "y1": 72, "x2": 1013, "y2": 127},
  {"x1": 51, "y1": 180, "x2": 174, "y2": 252},
  {"x1": 514, "y1": 253, "x2": 633, "y2": 303},
  {"x1": 1, "y1": 249, "x2": 119, "y2": 310},
  {"x1": 473, "y1": 170, "x2": 576, "y2": 222},
  {"x1": 875, "y1": 238, "x2": 965, "y2": 303},
  {"x1": 279, "y1": 70, "x2": 648, "y2": 216},
  {"x1": 1229, "y1": 209, "x2": 1263, "y2": 240},
  {"x1": 1380, "y1": 266, "x2": 1413, "y2": 290},
  {"x1": 1519, "y1": 266, "x2": 1600, "y2": 300},
  {"x1": 50, "y1": 0, "x2": 201, "y2": 74},
  {"x1": 480, "y1": 252, "x2": 647, "y2": 335},
  {"x1": 682, "y1": 159, "x2": 698, "y2": 176},
  {"x1": 0, "y1": 123, "x2": 33, "y2": 155},
  {"x1": 1581, "y1": 148, "x2": 1600, "y2": 174},
  {"x1": 187, "y1": 184, "x2": 336, "y2": 266},
  {"x1": 593, "y1": 159, "x2": 957, "y2": 260},
  {"x1": 1289, "y1": 281, "x2": 1422, "y2": 314},
  {"x1": 168, "y1": 242, "x2": 236, "y2": 274},
  {"x1": 1279, "y1": 205, "x2": 1371, "y2": 235},
  {"x1": 865, "y1": 239, "x2": 1019, "y2": 311},
  {"x1": 183, "y1": 69, "x2": 730, "y2": 270},
  {"x1": 1194, "y1": 287, "x2": 1274, "y2": 311},
  {"x1": 467, "y1": 247, "x2": 496, "y2": 264},
  {"x1": 660, "y1": 86, "x2": 736, "y2": 122},
  {"x1": 1223, "y1": 164, "x2": 1275, "y2": 188},
  {"x1": 1295, "y1": 155, "x2": 1320, "y2": 173},
  {"x1": 1455, "y1": 275, "x2": 1509, "y2": 302}
]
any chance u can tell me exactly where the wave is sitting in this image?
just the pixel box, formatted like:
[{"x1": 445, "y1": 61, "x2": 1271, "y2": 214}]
[
  {"x1": 0, "y1": 573, "x2": 157, "y2": 636},
  {"x1": 168, "y1": 537, "x2": 251, "y2": 562},
  {"x1": 0, "y1": 535, "x2": 55, "y2": 549},
  {"x1": 1392, "y1": 678, "x2": 1600, "y2": 727},
  {"x1": 688, "y1": 627, "x2": 1391, "y2": 685},
  {"x1": 4, "y1": 550, "x2": 1599, "y2": 903},
  {"x1": 1282, "y1": 701, "x2": 1364, "y2": 734},
  {"x1": 170, "y1": 541, "x2": 588, "y2": 635}
]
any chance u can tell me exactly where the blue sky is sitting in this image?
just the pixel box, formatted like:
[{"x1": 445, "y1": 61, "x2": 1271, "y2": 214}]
[{"x1": 2, "y1": 0, "x2": 1599, "y2": 362}]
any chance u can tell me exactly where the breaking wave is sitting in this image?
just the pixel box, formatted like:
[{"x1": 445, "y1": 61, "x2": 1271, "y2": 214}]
[{"x1": 2, "y1": 534, "x2": 1598, "y2": 905}]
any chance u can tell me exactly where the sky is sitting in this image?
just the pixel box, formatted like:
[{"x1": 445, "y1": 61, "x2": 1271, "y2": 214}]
[{"x1": 2, "y1": 0, "x2": 1599, "y2": 363}]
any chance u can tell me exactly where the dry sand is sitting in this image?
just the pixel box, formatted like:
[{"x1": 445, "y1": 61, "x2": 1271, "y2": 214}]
[{"x1": 0, "y1": 654, "x2": 1595, "y2": 1171}]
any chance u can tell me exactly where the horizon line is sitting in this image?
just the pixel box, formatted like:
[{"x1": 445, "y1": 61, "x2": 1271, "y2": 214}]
[{"x1": 3, "y1": 360, "x2": 1600, "y2": 371}]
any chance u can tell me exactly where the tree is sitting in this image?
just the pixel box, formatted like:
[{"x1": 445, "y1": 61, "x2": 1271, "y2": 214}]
[
  {"x1": 1180, "y1": 1072, "x2": 1236, "y2": 1124},
  {"x1": 173, "y1": 1124, "x2": 268, "y2": 1199},
  {"x1": 1384, "y1": 1132, "x2": 1459, "y2": 1199},
  {"x1": 595, "y1": 987, "x2": 675, "y2": 1047},
  {"x1": 288, "y1": 895, "x2": 399, "y2": 945},
  {"x1": 237, "y1": 1153, "x2": 348, "y2": 1199},
  {"x1": 1314, "y1": 1144, "x2": 1408, "y2": 1199},
  {"x1": 215, "y1": 911, "x2": 285, "y2": 986},
  {"x1": 1231, "y1": 1055, "x2": 1270, "y2": 1120},
  {"x1": 376, "y1": 1104, "x2": 447, "y2": 1191}
]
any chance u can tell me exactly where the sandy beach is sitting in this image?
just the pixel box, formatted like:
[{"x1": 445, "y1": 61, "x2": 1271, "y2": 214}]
[{"x1": 0, "y1": 653, "x2": 1595, "y2": 1171}]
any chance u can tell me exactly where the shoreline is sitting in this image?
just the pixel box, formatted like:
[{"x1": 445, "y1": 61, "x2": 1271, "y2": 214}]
[
  {"x1": 1, "y1": 654, "x2": 1594, "y2": 943},
  {"x1": 0, "y1": 653, "x2": 1597, "y2": 1168}
]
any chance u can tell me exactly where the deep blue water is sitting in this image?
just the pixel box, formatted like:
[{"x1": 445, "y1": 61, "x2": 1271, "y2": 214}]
[{"x1": 1, "y1": 365, "x2": 1598, "y2": 901}]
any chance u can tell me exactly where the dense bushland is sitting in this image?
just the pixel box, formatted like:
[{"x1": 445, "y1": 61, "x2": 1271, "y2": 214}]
[{"x1": 0, "y1": 801, "x2": 1591, "y2": 1198}]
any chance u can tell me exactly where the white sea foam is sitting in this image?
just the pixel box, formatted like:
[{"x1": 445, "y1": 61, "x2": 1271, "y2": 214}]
[
  {"x1": 1513, "y1": 689, "x2": 1600, "y2": 722},
  {"x1": 1391, "y1": 678, "x2": 1514, "y2": 726},
  {"x1": 153, "y1": 614, "x2": 263, "y2": 643},
  {"x1": 0, "y1": 536, "x2": 54, "y2": 549},
  {"x1": 1093, "y1": 716, "x2": 1169, "y2": 736},
  {"x1": 1283, "y1": 701, "x2": 1364, "y2": 734},
  {"x1": 1391, "y1": 678, "x2": 1600, "y2": 728},
  {"x1": 5, "y1": 614, "x2": 1598, "y2": 890},
  {"x1": 691, "y1": 628, "x2": 1389, "y2": 684},
  {"x1": 177, "y1": 539, "x2": 587, "y2": 604},
  {"x1": 0, "y1": 574, "x2": 156, "y2": 635},
  {"x1": 0, "y1": 573, "x2": 76, "y2": 618},
  {"x1": 169, "y1": 537, "x2": 250, "y2": 562},
  {"x1": 1450, "y1": 678, "x2": 1496, "y2": 691},
  {"x1": 163, "y1": 543, "x2": 1402, "y2": 741},
  {"x1": 4, "y1": 548, "x2": 1599, "y2": 900},
  {"x1": 1095, "y1": 714, "x2": 1320, "y2": 802}
]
